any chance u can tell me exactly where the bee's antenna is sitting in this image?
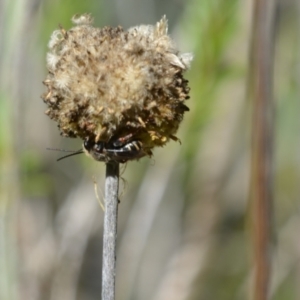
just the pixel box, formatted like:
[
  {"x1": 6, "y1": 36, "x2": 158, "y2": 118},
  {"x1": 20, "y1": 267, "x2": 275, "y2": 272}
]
[
  {"x1": 56, "y1": 149, "x2": 84, "y2": 161},
  {"x1": 46, "y1": 147, "x2": 84, "y2": 161},
  {"x1": 46, "y1": 147, "x2": 81, "y2": 153}
]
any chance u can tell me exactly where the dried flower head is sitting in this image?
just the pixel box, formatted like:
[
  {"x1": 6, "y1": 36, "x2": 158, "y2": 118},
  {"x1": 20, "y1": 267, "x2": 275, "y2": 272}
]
[{"x1": 42, "y1": 14, "x2": 193, "y2": 162}]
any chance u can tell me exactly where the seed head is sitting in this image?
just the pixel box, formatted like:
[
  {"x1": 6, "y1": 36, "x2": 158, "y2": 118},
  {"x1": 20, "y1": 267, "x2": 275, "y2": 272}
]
[{"x1": 42, "y1": 14, "x2": 193, "y2": 157}]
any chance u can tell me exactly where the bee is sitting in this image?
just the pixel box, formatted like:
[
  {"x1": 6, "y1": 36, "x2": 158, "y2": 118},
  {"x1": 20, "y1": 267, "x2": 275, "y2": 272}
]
[
  {"x1": 83, "y1": 137, "x2": 146, "y2": 163},
  {"x1": 56, "y1": 133, "x2": 150, "y2": 163}
]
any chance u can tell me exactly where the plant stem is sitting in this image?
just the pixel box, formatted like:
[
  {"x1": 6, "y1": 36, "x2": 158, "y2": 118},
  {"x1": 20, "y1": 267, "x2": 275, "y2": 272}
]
[
  {"x1": 102, "y1": 161, "x2": 120, "y2": 300},
  {"x1": 249, "y1": 0, "x2": 276, "y2": 299}
]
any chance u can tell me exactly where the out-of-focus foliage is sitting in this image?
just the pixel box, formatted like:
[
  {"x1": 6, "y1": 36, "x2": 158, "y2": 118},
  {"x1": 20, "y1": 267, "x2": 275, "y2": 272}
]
[{"x1": 0, "y1": 0, "x2": 299, "y2": 300}]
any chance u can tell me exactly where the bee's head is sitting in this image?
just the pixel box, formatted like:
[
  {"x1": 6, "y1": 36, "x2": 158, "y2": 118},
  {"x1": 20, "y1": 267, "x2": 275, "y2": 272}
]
[{"x1": 83, "y1": 139, "x2": 107, "y2": 162}]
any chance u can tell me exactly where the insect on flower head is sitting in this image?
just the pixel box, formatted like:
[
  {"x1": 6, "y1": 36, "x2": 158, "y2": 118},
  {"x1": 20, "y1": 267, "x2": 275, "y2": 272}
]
[{"x1": 42, "y1": 14, "x2": 193, "y2": 162}]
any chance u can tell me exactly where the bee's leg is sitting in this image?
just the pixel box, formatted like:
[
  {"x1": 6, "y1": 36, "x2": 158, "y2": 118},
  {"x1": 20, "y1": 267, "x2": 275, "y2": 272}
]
[{"x1": 111, "y1": 133, "x2": 134, "y2": 148}]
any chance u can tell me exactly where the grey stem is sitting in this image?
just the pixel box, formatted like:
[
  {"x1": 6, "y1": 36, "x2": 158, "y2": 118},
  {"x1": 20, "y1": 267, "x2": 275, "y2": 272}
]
[{"x1": 102, "y1": 161, "x2": 120, "y2": 300}]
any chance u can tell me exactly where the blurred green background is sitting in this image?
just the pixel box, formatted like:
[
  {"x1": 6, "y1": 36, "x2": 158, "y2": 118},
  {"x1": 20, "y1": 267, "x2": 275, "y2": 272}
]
[{"x1": 0, "y1": 0, "x2": 299, "y2": 299}]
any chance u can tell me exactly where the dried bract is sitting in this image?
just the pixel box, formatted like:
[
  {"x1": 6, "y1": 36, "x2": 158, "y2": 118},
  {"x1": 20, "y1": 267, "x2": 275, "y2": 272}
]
[{"x1": 42, "y1": 14, "x2": 193, "y2": 161}]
